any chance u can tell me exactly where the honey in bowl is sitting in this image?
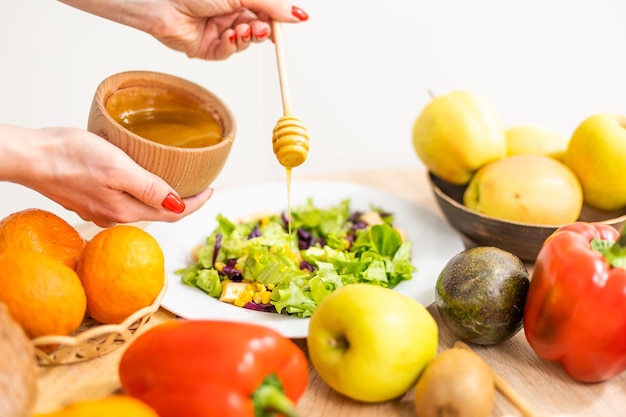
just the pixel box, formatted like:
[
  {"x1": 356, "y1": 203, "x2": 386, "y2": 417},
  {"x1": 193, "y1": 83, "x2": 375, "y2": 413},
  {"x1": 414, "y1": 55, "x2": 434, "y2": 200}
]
[{"x1": 105, "y1": 86, "x2": 224, "y2": 149}]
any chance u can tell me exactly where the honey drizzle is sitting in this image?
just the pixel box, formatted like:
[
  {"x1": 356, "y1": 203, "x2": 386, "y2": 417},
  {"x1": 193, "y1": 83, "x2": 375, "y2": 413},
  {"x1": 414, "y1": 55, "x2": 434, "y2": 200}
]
[{"x1": 285, "y1": 167, "x2": 292, "y2": 237}]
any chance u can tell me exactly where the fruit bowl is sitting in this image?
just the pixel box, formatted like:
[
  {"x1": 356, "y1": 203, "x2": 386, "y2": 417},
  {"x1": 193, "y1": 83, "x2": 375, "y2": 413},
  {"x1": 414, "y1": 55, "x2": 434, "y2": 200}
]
[
  {"x1": 31, "y1": 280, "x2": 167, "y2": 366},
  {"x1": 428, "y1": 172, "x2": 626, "y2": 262}
]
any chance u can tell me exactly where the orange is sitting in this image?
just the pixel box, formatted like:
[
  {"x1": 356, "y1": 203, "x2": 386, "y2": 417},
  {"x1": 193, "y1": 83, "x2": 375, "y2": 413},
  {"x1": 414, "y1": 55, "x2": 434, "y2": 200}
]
[
  {"x1": 76, "y1": 225, "x2": 165, "y2": 324},
  {"x1": 0, "y1": 208, "x2": 86, "y2": 270},
  {"x1": 0, "y1": 251, "x2": 87, "y2": 338},
  {"x1": 33, "y1": 395, "x2": 159, "y2": 417}
]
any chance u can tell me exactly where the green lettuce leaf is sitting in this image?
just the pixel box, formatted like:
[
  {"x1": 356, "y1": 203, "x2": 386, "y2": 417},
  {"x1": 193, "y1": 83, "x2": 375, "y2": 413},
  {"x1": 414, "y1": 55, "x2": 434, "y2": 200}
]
[{"x1": 176, "y1": 198, "x2": 417, "y2": 319}]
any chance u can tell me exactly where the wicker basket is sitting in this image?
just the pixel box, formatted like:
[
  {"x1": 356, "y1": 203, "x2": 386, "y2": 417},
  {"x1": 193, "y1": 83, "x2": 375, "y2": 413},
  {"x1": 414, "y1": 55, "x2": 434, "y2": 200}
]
[{"x1": 31, "y1": 280, "x2": 168, "y2": 366}]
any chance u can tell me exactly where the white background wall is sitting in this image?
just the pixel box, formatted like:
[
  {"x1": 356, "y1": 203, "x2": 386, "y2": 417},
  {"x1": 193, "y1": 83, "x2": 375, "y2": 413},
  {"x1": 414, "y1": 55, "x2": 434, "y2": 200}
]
[{"x1": 1, "y1": 0, "x2": 625, "y2": 225}]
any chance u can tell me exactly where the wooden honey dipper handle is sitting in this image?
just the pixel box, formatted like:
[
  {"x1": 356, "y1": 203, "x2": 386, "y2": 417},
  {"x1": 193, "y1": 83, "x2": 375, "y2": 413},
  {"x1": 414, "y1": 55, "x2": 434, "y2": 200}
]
[{"x1": 272, "y1": 20, "x2": 292, "y2": 116}]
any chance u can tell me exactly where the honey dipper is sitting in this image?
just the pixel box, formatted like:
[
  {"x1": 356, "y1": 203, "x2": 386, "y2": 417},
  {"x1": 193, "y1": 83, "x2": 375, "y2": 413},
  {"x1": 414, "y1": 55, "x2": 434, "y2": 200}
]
[{"x1": 271, "y1": 20, "x2": 310, "y2": 168}]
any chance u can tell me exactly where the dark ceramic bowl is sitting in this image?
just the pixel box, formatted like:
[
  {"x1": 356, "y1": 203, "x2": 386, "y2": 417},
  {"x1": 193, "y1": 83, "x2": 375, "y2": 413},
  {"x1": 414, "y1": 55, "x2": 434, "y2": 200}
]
[{"x1": 428, "y1": 172, "x2": 626, "y2": 262}]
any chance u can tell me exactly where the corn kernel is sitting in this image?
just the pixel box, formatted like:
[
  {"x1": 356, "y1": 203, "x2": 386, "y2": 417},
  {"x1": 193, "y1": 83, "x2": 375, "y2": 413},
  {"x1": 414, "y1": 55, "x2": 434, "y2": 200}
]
[
  {"x1": 260, "y1": 291, "x2": 271, "y2": 304},
  {"x1": 234, "y1": 288, "x2": 254, "y2": 307},
  {"x1": 253, "y1": 293, "x2": 263, "y2": 304}
]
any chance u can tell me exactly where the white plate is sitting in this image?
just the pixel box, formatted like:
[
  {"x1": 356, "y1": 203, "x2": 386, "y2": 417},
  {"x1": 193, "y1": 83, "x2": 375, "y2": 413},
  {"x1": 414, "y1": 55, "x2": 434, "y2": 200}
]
[{"x1": 145, "y1": 180, "x2": 465, "y2": 338}]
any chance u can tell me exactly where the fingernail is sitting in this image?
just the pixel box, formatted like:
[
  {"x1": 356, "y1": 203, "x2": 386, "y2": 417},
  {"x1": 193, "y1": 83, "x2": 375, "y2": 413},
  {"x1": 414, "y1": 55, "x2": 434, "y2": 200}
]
[
  {"x1": 242, "y1": 28, "x2": 252, "y2": 42},
  {"x1": 255, "y1": 27, "x2": 269, "y2": 40},
  {"x1": 229, "y1": 31, "x2": 237, "y2": 43},
  {"x1": 162, "y1": 192, "x2": 185, "y2": 214},
  {"x1": 292, "y1": 6, "x2": 309, "y2": 21}
]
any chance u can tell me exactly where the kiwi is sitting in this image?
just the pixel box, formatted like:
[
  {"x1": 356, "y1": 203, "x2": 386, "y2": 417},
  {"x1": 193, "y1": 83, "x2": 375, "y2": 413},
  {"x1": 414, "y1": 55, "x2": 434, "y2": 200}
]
[
  {"x1": 435, "y1": 246, "x2": 530, "y2": 345},
  {"x1": 414, "y1": 347, "x2": 495, "y2": 417}
]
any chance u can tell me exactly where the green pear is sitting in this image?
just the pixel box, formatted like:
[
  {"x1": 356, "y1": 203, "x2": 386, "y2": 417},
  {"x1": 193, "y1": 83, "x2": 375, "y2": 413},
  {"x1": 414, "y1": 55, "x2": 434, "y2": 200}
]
[
  {"x1": 412, "y1": 90, "x2": 506, "y2": 185},
  {"x1": 565, "y1": 113, "x2": 626, "y2": 211},
  {"x1": 505, "y1": 125, "x2": 569, "y2": 162},
  {"x1": 464, "y1": 155, "x2": 583, "y2": 225}
]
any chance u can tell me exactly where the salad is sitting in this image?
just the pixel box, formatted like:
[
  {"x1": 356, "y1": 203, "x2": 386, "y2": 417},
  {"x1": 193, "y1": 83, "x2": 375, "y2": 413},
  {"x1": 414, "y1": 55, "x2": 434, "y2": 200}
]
[{"x1": 176, "y1": 198, "x2": 416, "y2": 318}]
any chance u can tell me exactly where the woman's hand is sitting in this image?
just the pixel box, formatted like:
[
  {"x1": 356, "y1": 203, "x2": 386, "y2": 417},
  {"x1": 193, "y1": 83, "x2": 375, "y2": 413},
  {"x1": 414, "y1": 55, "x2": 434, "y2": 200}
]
[
  {"x1": 1, "y1": 124, "x2": 213, "y2": 228},
  {"x1": 3, "y1": 1, "x2": 310, "y2": 227},
  {"x1": 58, "y1": 0, "x2": 309, "y2": 60}
]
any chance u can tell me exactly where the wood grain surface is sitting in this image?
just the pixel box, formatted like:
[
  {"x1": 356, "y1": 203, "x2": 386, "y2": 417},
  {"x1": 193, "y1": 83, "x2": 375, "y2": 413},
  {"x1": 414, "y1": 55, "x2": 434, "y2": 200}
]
[{"x1": 35, "y1": 167, "x2": 626, "y2": 417}]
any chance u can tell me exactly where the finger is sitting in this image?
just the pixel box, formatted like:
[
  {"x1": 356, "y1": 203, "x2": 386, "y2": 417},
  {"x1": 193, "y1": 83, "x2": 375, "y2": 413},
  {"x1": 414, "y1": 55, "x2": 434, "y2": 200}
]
[
  {"x1": 206, "y1": 28, "x2": 238, "y2": 60},
  {"x1": 122, "y1": 187, "x2": 214, "y2": 223},
  {"x1": 90, "y1": 217, "x2": 118, "y2": 229},
  {"x1": 251, "y1": 21, "x2": 271, "y2": 42},
  {"x1": 207, "y1": 23, "x2": 253, "y2": 60},
  {"x1": 233, "y1": 23, "x2": 253, "y2": 51},
  {"x1": 180, "y1": 187, "x2": 214, "y2": 215},
  {"x1": 115, "y1": 171, "x2": 214, "y2": 218},
  {"x1": 109, "y1": 165, "x2": 186, "y2": 215},
  {"x1": 74, "y1": 207, "x2": 118, "y2": 229},
  {"x1": 86, "y1": 192, "x2": 184, "y2": 225},
  {"x1": 239, "y1": 0, "x2": 309, "y2": 22},
  {"x1": 160, "y1": 191, "x2": 186, "y2": 214}
]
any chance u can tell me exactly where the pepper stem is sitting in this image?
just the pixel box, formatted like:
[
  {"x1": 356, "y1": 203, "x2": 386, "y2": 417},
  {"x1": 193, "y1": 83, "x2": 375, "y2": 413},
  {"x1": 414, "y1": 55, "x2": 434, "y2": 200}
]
[
  {"x1": 591, "y1": 224, "x2": 626, "y2": 269},
  {"x1": 252, "y1": 374, "x2": 301, "y2": 417}
]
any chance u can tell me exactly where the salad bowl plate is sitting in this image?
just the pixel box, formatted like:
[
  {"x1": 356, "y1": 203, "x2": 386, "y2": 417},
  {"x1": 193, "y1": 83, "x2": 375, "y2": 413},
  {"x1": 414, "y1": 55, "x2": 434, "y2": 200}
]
[{"x1": 144, "y1": 180, "x2": 465, "y2": 338}]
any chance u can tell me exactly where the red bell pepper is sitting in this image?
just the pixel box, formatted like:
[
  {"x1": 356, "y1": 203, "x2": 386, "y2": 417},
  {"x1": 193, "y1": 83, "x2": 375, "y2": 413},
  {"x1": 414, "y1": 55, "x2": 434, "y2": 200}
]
[
  {"x1": 118, "y1": 320, "x2": 308, "y2": 417},
  {"x1": 523, "y1": 222, "x2": 626, "y2": 382}
]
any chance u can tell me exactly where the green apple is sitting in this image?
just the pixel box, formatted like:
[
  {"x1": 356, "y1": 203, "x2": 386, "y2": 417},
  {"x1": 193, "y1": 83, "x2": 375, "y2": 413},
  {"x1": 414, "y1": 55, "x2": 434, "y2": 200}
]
[
  {"x1": 505, "y1": 125, "x2": 569, "y2": 162},
  {"x1": 412, "y1": 90, "x2": 506, "y2": 185},
  {"x1": 307, "y1": 283, "x2": 438, "y2": 403},
  {"x1": 463, "y1": 155, "x2": 583, "y2": 225},
  {"x1": 565, "y1": 113, "x2": 626, "y2": 211}
]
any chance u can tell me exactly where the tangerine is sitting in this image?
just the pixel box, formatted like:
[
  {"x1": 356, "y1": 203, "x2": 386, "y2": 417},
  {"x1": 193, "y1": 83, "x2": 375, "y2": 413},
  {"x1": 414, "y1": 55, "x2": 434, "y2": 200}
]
[
  {"x1": 76, "y1": 225, "x2": 165, "y2": 324},
  {"x1": 0, "y1": 251, "x2": 87, "y2": 338},
  {"x1": 33, "y1": 395, "x2": 159, "y2": 417},
  {"x1": 0, "y1": 208, "x2": 85, "y2": 270}
]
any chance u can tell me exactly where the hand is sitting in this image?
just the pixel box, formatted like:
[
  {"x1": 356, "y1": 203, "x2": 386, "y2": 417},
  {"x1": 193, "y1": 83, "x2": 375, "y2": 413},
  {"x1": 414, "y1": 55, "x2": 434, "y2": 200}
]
[
  {"x1": 59, "y1": 0, "x2": 309, "y2": 60},
  {"x1": 2, "y1": 125, "x2": 212, "y2": 228}
]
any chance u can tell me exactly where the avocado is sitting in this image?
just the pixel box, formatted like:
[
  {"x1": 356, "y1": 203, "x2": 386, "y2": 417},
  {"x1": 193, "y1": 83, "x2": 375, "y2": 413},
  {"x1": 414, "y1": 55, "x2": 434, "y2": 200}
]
[{"x1": 435, "y1": 246, "x2": 530, "y2": 345}]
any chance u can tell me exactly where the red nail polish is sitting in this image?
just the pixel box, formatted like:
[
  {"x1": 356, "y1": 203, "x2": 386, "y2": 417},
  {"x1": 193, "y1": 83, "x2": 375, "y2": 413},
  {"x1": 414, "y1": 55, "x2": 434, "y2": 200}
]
[
  {"x1": 255, "y1": 27, "x2": 269, "y2": 40},
  {"x1": 242, "y1": 28, "x2": 252, "y2": 42},
  {"x1": 292, "y1": 6, "x2": 309, "y2": 21},
  {"x1": 162, "y1": 192, "x2": 185, "y2": 214},
  {"x1": 229, "y1": 32, "x2": 237, "y2": 43}
]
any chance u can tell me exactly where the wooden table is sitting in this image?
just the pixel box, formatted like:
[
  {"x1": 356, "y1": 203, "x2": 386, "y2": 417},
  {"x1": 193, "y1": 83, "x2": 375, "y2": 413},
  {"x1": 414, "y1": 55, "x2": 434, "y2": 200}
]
[{"x1": 35, "y1": 167, "x2": 626, "y2": 417}]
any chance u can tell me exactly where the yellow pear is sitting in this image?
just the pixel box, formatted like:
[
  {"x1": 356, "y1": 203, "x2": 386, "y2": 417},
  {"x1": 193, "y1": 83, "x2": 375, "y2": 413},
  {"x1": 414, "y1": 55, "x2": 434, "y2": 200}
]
[
  {"x1": 412, "y1": 90, "x2": 506, "y2": 185},
  {"x1": 505, "y1": 125, "x2": 569, "y2": 162},
  {"x1": 464, "y1": 155, "x2": 583, "y2": 225},
  {"x1": 565, "y1": 113, "x2": 626, "y2": 211}
]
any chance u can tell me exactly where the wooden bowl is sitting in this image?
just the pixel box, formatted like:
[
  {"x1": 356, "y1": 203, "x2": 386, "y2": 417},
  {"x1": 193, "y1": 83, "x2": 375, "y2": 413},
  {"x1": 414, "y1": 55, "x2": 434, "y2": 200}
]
[
  {"x1": 88, "y1": 71, "x2": 236, "y2": 198},
  {"x1": 428, "y1": 172, "x2": 626, "y2": 262}
]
